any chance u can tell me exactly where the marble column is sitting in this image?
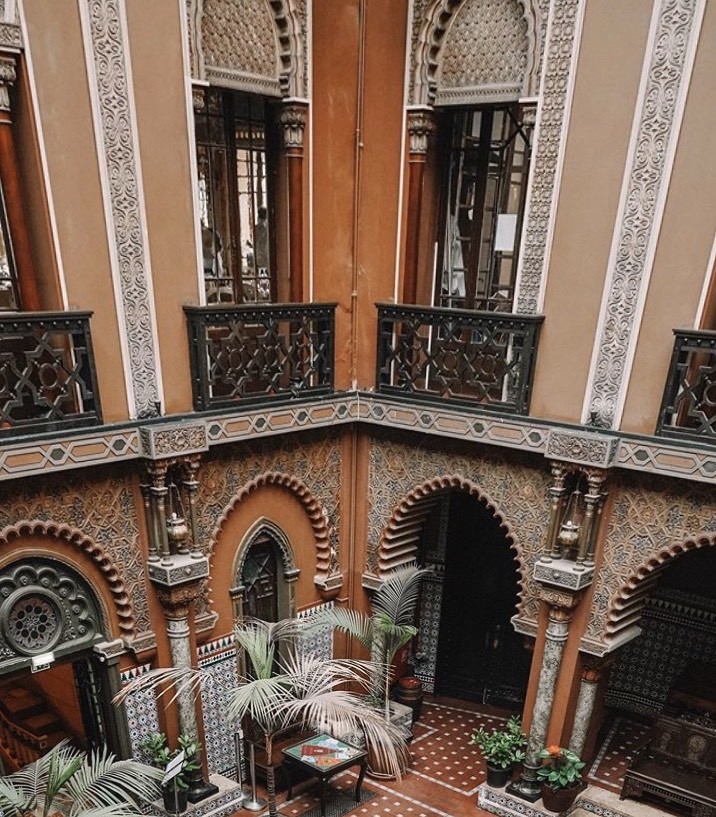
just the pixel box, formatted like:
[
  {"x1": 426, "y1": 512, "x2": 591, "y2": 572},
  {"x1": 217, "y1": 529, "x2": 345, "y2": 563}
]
[
  {"x1": 510, "y1": 595, "x2": 577, "y2": 801},
  {"x1": 569, "y1": 662, "x2": 601, "y2": 757},
  {"x1": 541, "y1": 462, "x2": 568, "y2": 561},
  {"x1": 156, "y1": 582, "x2": 204, "y2": 740},
  {"x1": 403, "y1": 107, "x2": 436, "y2": 305}
]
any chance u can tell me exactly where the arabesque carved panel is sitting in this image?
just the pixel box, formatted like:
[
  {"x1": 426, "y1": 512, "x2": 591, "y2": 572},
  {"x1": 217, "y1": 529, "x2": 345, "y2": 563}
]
[
  {"x1": 366, "y1": 430, "x2": 550, "y2": 627},
  {"x1": 0, "y1": 467, "x2": 151, "y2": 646}
]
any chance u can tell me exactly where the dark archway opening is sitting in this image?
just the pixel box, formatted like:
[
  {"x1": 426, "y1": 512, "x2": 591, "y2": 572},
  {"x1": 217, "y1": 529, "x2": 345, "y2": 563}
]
[{"x1": 415, "y1": 490, "x2": 530, "y2": 708}]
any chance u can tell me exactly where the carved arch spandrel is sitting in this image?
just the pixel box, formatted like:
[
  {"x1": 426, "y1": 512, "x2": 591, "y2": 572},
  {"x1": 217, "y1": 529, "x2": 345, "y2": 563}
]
[
  {"x1": 209, "y1": 471, "x2": 332, "y2": 585},
  {"x1": 603, "y1": 534, "x2": 716, "y2": 645},
  {"x1": 189, "y1": 0, "x2": 306, "y2": 98},
  {"x1": 376, "y1": 474, "x2": 528, "y2": 615},
  {"x1": 0, "y1": 520, "x2": 135, "y2": 639},
  {"x1": 412, "y1": 0, "x2": 541, "y2": 107}
]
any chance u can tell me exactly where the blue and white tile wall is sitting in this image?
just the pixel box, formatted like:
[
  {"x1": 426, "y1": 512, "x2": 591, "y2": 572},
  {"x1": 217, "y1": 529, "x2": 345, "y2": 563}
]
[{"x1": 120, "y1": 663, "x2": 161, "y2": 760}]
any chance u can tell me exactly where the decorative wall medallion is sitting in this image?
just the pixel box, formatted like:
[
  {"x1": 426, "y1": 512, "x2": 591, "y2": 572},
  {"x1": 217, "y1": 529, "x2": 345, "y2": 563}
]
[
  {"x1": 83, "y1": 0, "x2": 161, "y2": 418},
  {"x1": 515, "y1": 0, "x2": 583, "y2": 314},
  {"x1": 0, "y1": 560, "x2": 102, "y2": 663},
  {"x1": 585, "y1": 0, "x2": 705, "y2": 428}
]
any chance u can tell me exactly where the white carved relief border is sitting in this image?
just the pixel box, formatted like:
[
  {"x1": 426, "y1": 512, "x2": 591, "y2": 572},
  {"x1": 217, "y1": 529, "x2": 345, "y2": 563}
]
[
  {"x1": 583, "y1": 0, "x2": 706, "y2": 429},
  {"x1": 80, "y1": 0, "x2": 162, "y2": 418},
  {"x1": 514, "y1": 0, "x2": 584, "y2": 315}
]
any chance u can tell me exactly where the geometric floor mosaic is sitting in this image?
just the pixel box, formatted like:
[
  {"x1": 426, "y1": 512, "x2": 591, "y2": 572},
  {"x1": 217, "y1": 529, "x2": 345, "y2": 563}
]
[
  {"x1": 255, "y1": 698, "x2": 643, "y2": 817},
  {"x1": 586, "y1": 715, "x2": 650, "y2": 795}
]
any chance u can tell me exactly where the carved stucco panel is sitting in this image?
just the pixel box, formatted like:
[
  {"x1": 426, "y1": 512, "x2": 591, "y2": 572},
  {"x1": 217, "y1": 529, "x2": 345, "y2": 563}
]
[
  {"x1": 0, "y1": 469, "x2": 150, "y2": 641},
  {"x1": 202, "y1": 0, "x2": 279, "y2": 84},
  {"x1": 588, "y1": 471, "x2": 716, "y2": 645},
  {"x1": 194, "y1": 432, "x2": 342, "y2": 616},
  {"x1": 437, "y1": 0, "x2": 528, "y2": 97},
  {"x1": 367, "y1": 431, "x2": 550, "y2": 627},
  {"x1": 586, "y1": 0, "x2": 703, "y2": 427}
]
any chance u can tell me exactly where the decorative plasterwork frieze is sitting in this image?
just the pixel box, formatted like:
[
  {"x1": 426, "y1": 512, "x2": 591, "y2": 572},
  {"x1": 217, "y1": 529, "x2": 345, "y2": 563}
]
[
  {"x1": 545, "y1": 429, "x2": 618, "y2": 468},
  {"x1": 585, "y1": 0, "x2": 706, "y2": 429},
  {"x1": 3, "y1": 395, "x2": 716, "y2": 487},
  {"x1": 515, "y1": 0, "x2": 584, "y2": 315},
  {"x1": 409, "y1": 0, "x2": 541, "y2": 107},
  {"x1": 82, "y1": 0, "x2": 162, "y2": 419}
]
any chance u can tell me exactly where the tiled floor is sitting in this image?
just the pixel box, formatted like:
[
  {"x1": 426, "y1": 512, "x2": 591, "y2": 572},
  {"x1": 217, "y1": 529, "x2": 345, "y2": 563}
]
[{"x1": 250, "y1": 699, "x2": 650, "y2": 817}]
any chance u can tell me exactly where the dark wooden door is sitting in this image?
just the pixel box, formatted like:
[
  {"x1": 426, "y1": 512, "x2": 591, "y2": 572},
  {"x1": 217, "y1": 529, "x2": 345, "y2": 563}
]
[{"x1": 241, "y1": 537, "x2": 279, "y2": 622}]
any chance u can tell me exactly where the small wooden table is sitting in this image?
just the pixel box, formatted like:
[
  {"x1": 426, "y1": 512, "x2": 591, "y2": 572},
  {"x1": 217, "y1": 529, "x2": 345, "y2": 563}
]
[{"x1": 282, "y1": 733, "x2": 368, "y2": 817}]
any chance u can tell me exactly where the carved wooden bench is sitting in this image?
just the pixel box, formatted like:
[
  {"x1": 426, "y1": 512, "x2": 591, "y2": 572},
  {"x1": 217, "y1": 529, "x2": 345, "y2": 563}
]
[{"x1": 621, "y1": 713, "x2": 716, "y2": 817}]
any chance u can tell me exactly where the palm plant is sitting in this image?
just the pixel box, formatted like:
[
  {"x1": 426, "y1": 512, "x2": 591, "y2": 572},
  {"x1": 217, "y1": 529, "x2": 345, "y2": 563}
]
[
  {"x1": 0, "y1": 740, "x2": 162, "y2": 817},
  {"x1": 314, "y1": 564, "x2": 427, "y2": 720},
  {"x1": 115, "y1": 617, "x2": 407, "y2": 817}
]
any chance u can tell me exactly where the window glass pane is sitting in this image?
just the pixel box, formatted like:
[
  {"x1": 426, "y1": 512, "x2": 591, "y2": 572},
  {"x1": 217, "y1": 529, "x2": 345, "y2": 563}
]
[{"x1": 437, "y1": 104, "x2": 531, "y2": 312}]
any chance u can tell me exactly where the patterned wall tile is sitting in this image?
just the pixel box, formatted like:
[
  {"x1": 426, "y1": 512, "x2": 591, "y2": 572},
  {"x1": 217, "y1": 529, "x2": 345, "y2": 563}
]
[{"x1": 120, "y1": 663, "x2": 160, "y2": 759}]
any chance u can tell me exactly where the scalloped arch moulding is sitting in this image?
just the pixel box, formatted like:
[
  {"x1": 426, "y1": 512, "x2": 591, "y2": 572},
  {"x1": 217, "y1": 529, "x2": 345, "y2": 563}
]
[
  {"x1": 598, "y1": 534, "x2": 716, "y2": 655},
  {"x1": 0, "y1": 520, "x2": 135, "y2": 641},
  {"x1": 188, "y1": 0, "x2": 307, "y2": 98},
  {"x1": 209, "y1": 470, "x2": 337, "y2": 593},
  {"x1": 410, "y1": 0, "x2": 542, "y2": 107},
  {"x1": 372, "y1": 474, "x2": 528, "y2": 616}
]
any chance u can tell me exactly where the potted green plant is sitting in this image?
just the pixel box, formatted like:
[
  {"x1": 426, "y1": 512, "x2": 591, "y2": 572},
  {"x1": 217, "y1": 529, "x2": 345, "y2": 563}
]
[
  {"x1": 141, "y1": 732, "x2": 201, "y2": 814},
  {"x1": 536, "y1": 745, "x2": 586, "y2": 812},
  {"x1": 471, "y1": 715, "x2": 526, "y2": 787}
]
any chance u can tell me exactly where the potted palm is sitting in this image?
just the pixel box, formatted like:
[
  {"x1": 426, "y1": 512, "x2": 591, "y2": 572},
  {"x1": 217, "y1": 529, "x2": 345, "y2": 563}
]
[
  {"x1": 536, "y1": 745, "x2": 586, "y2": 812},
  {"x1": 471, "y1": 715, "x2": 526, "y2": 787},
  {"x1": 0, "y1": 739, "x2": 161, "y2": 817},
  {"x1": 116, "y1": 617, "x2": 407, "y2": 817},
  {"x1": 141, "y1": 732, "x2": 201, "y2": 814}
]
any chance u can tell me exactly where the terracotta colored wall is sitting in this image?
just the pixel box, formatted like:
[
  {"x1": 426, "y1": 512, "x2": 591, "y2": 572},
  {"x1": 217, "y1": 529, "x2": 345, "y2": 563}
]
[
  {"x1": 125, "y1": 0, "x2": 198, "y2": 415},
  {"x1": 529, "y1": 0, "x2": 652, "y2": 424},
  {"x1": 312, "y1": 0, "x2": 407, "y2": 390},
  {"x1": 621, "y1": 0, "x2": 716, "y2": 434},
  {"x1": 22, "y1": 0, "x2": 130, "y2": 420},
  {"x1": 207, "y1": 484, "x2": 325, "y2": 633}
]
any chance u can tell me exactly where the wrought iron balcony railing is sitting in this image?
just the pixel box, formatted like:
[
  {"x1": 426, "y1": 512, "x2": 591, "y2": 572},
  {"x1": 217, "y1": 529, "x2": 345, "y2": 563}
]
[
  {"x1": 185, "y1": 303, "x2": 336, "y2": 412},
  {"x1": 376, "y1": 304, "x2": 543, "y2": 415},
  {"x1": 657, "y1": 329, "x2": 716, "y2": 441},
  {"x1": 0, "y1": 311, "x2": 101, "y2": 437}
]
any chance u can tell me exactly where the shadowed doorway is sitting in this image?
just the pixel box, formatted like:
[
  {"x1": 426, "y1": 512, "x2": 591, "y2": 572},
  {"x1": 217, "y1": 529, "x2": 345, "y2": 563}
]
[{"x1": 424, "y1": 491, "x2": 530, "y2": 707}]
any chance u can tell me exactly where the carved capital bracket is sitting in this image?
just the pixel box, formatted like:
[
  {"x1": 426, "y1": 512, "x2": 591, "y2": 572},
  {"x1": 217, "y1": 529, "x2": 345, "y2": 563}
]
[
  {"x1": 155, "y1": 578, "x2": 206, "y2": 620},
  {"x1": 538, "y1": 584, "x2": 582, "y2": 615},
  {"x1": 0, "y1": 53, "x2": 16, "y2": 113},
  {"x1": 407, "y1": 106, "x2": 437, "y2": 156},
  {"x1": 278, "y1": 100, "x2": 308, "y2": 151}
]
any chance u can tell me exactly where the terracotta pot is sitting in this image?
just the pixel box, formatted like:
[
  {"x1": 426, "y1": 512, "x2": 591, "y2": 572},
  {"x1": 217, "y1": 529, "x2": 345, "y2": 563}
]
[
  {"x1": 394, "y1": 676, "x2": 424, "y2": 723},
  {"x1": 485, "y1": 761, "x2": 512, "y2": 788},
  {"x1": 541, "y1": 781, "x2": 583, "y2": 813}
]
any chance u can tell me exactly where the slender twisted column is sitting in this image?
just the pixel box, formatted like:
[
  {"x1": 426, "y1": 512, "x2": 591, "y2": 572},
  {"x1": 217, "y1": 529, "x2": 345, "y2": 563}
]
[
  {"x1": 576, "y1": 470, "x2": 606, "y2": 567},
  {"x1": 542, "y1": 462, "x2": 569, "y2": 561}
]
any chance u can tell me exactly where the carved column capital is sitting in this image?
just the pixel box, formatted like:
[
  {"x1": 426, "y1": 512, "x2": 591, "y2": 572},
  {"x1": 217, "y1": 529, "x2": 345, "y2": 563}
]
[
  {"x1": 0, "y1": 54, "x2": 16, "y2": 114},
  {"x1": 155, "y1": 579, "x2": 205, "y2": 620},
  {"x1": 407, "y1": 107, "x2": 436, "y2": 155},
  {"x1": 521, "y1": 100, "x2": 538, "y2": 129},
  {"x1": 278, "y1": 101, "x2": 307, "y2": 150},
  {"x1": 538, "y1": 584, "x2": 582, "y2": 614}
]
